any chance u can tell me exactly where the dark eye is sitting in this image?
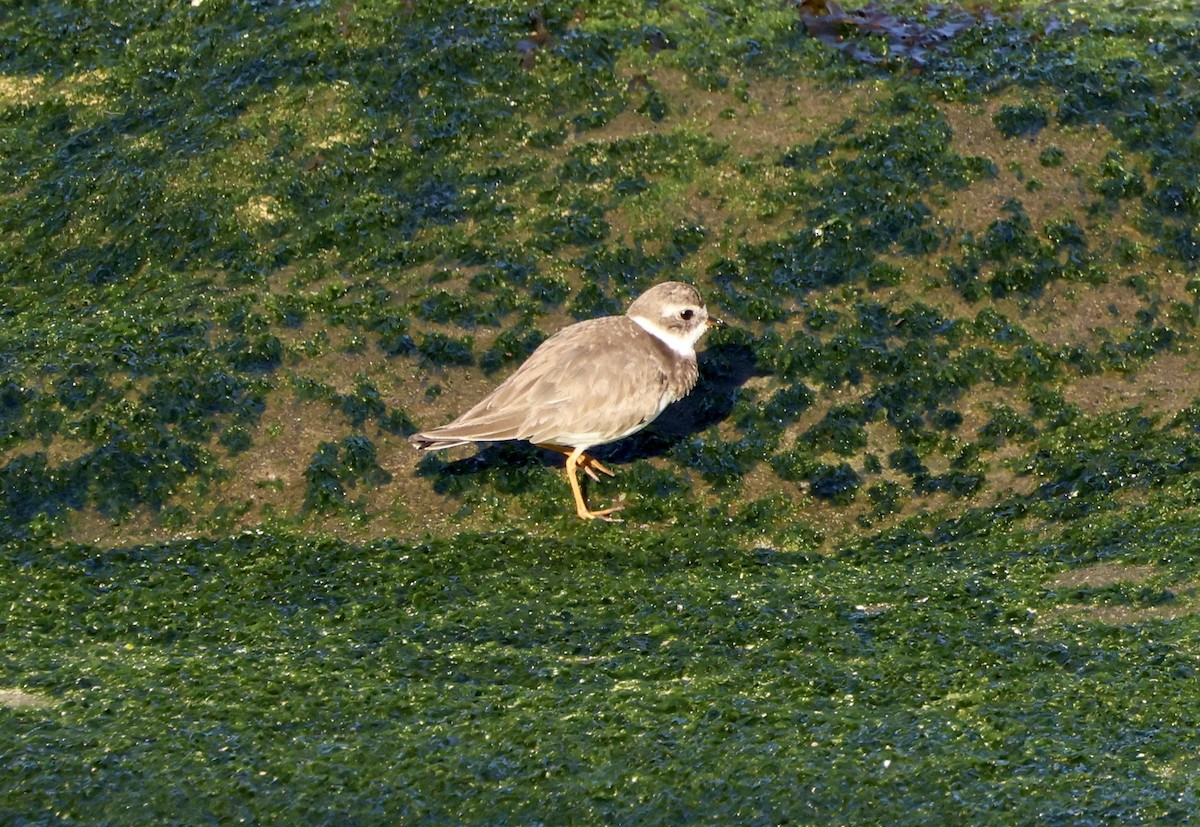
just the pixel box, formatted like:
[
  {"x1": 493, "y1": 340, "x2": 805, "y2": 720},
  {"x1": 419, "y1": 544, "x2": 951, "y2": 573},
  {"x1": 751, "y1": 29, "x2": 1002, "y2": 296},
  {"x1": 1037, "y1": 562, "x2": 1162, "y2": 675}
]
[{"x1": 680, "y1": 309, "x2": 695, "y2": 321}]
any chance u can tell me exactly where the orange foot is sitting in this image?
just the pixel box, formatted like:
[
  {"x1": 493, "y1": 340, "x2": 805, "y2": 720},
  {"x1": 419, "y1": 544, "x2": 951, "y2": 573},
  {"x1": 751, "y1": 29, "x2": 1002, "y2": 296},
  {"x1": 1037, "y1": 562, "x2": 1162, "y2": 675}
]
[
  {"x1": 563, "y1": 447, "x2": 623, "y2": 522},
  {"x1": 577, "y1": 453, "x2": 615, "y2": 482},
  {"x1": 578, "y1": 505, "x2": 624, "y2": 522}
]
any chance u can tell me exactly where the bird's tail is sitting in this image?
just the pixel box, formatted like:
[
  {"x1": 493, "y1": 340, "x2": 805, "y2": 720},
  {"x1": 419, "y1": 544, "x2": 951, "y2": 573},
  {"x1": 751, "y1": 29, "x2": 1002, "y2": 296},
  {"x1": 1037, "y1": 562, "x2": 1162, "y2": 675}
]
[{"x1": 408, "y1": 432, "x2": 474, "y2": 451}]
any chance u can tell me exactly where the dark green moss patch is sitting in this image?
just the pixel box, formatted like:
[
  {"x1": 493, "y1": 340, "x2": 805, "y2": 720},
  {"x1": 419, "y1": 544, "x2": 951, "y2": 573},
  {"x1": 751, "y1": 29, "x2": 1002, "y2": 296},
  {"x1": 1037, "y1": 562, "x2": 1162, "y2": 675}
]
[
  {"x1": 303, "y1": 435, "x2": 391, "y2": 513},
  {"x1": 417, "y1": 332, "x2": 475, "y2": 367},
  {"x1": 993, "y1": 101, "x2": 1049, "y2": 138},
  {"x1": 670, "y1": 431, "x2": 759, "y2": 488},
  {"x1": 807, "y1": 461, "x2": 862, "y2": 504}
]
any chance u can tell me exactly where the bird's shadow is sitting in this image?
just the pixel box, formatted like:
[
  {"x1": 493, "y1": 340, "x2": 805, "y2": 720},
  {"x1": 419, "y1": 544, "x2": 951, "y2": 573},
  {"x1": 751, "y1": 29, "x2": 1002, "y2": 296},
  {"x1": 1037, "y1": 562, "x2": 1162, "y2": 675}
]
[{"x1": 415, "y1": 341, "x2": 760, "y2": 483}]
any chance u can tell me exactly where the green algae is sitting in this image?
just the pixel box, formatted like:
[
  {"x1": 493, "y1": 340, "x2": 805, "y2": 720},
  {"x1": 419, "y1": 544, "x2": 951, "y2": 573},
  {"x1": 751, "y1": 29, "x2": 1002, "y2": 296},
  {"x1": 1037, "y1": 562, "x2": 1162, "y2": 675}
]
[
  {"x1": 4, "y1": 0, "x2": 1200, "y2": 821},
  {"x1": 2, "y1": 513, "x2": 1199, "y2": 823}
]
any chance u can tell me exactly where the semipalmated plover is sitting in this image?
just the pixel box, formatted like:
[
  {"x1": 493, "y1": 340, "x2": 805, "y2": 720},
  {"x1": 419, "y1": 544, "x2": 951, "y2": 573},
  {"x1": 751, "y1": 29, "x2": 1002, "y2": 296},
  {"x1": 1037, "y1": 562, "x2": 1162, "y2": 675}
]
[{"x1": 410, "y1": 281, "x2": 720, "y2": 520}]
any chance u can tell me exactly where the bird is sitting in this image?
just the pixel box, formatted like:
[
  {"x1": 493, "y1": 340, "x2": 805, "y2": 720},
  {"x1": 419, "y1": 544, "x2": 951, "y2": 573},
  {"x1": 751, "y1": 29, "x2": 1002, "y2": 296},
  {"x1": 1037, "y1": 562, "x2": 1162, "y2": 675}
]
[{"x1": 409, "y1": 281, "x2": 721, "y2": 521}]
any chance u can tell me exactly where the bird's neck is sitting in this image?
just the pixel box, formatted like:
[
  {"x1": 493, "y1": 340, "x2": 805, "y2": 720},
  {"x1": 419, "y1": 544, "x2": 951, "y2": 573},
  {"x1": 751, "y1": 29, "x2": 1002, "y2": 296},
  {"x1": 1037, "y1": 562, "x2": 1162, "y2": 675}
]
[{"x1": 629, "y1": 315, "x2": 699, "y2": 358}]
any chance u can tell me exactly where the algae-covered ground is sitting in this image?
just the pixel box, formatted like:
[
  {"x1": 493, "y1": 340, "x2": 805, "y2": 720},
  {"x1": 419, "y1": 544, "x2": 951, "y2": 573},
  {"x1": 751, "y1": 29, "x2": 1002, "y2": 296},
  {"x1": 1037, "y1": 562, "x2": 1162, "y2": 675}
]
[{"x1": 3, "y1": 0, "x2": 1200, "y2": 822}]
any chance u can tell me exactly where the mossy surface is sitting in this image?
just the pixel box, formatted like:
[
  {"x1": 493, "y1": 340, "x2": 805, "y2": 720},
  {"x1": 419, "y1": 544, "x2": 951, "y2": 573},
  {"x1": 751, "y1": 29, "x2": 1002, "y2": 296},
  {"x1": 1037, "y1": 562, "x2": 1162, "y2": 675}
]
[
  {"x1": 3, "y1": 513, "x2": 1200, "y2": 823},
  {"x1": 4, "y1": 0, "x2": 1200, "y2": 822}
]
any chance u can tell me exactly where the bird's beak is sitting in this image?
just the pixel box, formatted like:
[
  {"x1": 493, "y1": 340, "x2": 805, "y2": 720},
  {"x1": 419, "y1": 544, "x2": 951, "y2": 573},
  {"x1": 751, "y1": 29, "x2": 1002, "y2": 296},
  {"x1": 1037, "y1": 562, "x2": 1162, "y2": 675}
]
[{"x1": 706, "y1": 316, "x2": 725, "y2": 328}]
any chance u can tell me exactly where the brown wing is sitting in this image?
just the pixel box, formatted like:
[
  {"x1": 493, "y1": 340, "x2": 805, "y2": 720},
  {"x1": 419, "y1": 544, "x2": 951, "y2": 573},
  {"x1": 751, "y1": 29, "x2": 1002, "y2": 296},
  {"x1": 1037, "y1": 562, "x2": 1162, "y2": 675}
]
[{"x1": 411, "y1": 317, "x2": 696, "y2": 451}]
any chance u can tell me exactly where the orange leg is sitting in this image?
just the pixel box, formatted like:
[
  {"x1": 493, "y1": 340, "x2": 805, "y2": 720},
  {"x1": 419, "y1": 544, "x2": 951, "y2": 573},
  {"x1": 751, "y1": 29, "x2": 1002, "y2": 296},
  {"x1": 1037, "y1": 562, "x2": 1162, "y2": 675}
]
[
  {"x1": 535, "y1": 444, "x2": 616, "y2": 482},
  {"x1": 564, "y1": 447, "x2": 623, "y2": 522}
]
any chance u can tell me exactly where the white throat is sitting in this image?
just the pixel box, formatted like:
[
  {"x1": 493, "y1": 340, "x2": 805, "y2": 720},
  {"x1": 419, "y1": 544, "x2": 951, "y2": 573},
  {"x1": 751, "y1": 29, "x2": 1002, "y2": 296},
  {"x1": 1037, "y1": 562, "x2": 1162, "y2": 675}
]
[{"x1": 630, "y1": 315, "x2": 701, "y2": 358}]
